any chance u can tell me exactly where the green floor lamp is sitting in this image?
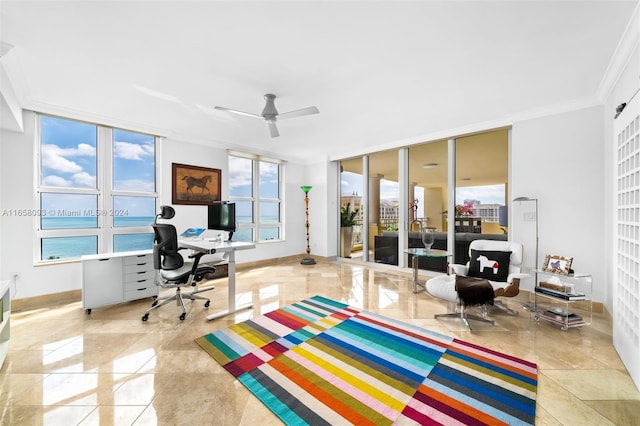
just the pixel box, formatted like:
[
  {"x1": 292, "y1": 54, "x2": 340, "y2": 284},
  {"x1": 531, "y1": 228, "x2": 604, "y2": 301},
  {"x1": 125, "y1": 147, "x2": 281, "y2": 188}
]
[{"x1": 301, "y1": 185, "x2": 316, "y2": 265}]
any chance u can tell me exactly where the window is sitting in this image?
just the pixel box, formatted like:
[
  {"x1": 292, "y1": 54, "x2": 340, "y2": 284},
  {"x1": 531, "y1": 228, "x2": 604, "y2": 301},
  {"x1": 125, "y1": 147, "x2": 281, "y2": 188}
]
[
  {"x1": 36, "y1": 114, "x2": 157, "y2": 261},
  {"x1": 228, "y1": 152, "x2": 283, "y2": 243}
]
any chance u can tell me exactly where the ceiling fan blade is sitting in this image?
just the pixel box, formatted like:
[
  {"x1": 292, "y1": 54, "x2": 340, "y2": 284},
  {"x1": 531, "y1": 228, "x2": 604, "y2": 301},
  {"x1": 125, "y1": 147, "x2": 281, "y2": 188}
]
[
  {"x1": 277, "y1": 106, "x2": 320, "y2": 120},
  {"x1": 268, "y1": 121, "x2": 280, "y2": 138},
  {"x1": 214, "y1": 106, "x2": 262, "y2": 119}
]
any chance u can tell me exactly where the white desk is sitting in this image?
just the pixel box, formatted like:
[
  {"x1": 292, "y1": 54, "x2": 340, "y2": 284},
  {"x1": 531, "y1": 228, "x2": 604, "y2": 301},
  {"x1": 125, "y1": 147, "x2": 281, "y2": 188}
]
[{"x1": 178, "y1": 239, "x2": 255, "y2": 320}]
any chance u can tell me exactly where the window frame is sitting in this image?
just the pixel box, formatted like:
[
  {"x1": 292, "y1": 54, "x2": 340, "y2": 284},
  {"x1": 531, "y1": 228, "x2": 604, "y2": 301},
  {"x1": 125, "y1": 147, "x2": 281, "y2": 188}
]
[
  {"x1": 228, "y1": 151, "x2": 284, "y2": 243},
  {"x1": 34, "y1": 114, "x2": 159, "y2": 263}
]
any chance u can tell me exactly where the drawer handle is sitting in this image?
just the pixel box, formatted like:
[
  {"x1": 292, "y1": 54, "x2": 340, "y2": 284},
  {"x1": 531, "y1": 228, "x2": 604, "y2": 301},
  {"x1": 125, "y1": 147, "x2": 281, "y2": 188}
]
[
  {"x1": 137, "y1": 279, "x2": 148, "y2": 283},
  {"x1": 137, "y1": 271, "x2": 146, "y2": 274},
  {"x1": 136, "y1": 263, "x2": 147, "y2": 266},
  {"x1": 98, "y1": 258, "x2": 110, "y2": 262},
  {"x1": 137, "y1": 288, "x2": 147, "y2": 291}
]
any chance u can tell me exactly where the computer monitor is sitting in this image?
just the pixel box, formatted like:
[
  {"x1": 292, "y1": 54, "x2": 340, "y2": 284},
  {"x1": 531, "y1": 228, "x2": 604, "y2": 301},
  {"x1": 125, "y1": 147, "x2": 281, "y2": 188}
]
[{"x1": 207, "y1": 202, "x2": 236, "y2": 241}]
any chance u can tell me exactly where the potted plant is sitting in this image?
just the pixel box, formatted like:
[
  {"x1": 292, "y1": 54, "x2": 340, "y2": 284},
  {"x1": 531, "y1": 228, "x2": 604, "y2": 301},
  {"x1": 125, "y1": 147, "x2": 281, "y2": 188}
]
[{"x1": 340, "y1": 202, "x2": 359, "y2": 257}]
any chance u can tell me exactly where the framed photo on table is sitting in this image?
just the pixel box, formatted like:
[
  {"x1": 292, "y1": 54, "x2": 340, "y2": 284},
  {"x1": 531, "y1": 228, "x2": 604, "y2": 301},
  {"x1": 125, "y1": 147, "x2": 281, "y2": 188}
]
[
  {"x1": 542, "y1": 254, "x2": 573, "y2": 275},
  {"x1": 172, "y1": 163, "x2": 221, "y2": 205}
]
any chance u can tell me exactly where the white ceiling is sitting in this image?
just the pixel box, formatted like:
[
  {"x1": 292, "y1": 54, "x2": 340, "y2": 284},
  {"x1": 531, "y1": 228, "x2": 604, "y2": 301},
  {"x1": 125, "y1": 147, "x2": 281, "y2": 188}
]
[{"x1": 1, "y1": 1, "x2": 637, "y2": 163}]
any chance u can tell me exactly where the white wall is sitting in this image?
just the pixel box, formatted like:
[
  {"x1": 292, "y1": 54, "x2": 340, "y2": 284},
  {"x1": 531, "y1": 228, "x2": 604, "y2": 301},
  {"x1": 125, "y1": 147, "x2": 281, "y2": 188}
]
[
  {"x1": 0, "y1": 113, "x2": 312, "y2": 299},
  {"x1": 159, "y1": 137, "x2": 309, "y2": 264},
  {"x1": 0, "y1": 111, "x2": 85, "y2": 299},
  {"x1": 301, "y1": 160, "x2": 339, "y2": 258},
  {"x1": 511, "y1": 106, "x2": 606, "y2": 301}
]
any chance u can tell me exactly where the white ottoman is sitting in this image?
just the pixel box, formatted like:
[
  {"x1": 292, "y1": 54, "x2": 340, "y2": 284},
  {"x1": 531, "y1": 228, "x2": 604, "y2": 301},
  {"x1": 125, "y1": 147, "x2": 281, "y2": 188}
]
[{"x1": 425, "y1": 274, "x2": 458, "y2": 303}]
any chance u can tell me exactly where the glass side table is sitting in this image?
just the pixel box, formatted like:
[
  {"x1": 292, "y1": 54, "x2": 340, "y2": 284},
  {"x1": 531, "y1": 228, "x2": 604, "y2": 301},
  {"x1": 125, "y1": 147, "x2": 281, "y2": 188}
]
[{"x1": 403, "y1": 248, "x2": 452, "y2": 294}]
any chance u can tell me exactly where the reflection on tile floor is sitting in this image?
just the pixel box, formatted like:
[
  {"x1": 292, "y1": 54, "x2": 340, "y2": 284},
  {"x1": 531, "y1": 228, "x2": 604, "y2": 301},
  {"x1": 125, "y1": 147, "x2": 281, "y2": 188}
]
[{"x1": 1, "y1": 258, "x2": 639, "y2": 425}]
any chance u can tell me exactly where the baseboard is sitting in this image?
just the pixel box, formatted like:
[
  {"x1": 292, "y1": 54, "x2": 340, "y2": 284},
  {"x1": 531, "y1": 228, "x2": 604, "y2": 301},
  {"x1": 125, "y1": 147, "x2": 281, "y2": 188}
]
[
  {"x1": 12, "y1": 254, "x2": 330, "y2": 312},
  {"x1": 12, "y1": 289, "x2": 82, "y2": 313},
  {"x1": 237, "y1": 254, "x2": 330, "y2": 270}
]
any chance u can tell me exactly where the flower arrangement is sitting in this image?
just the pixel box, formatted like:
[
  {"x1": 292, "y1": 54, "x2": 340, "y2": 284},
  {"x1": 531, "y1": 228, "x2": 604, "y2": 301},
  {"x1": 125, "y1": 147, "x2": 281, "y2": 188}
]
[{"x1": 455, "y1": 204, "x2": 474, "y2": 217}]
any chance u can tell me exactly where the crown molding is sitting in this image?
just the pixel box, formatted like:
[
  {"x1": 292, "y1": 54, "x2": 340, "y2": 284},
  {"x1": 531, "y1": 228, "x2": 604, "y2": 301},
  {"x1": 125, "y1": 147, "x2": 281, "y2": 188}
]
[
  {"x1": 596, "y1": 1, "x2": 640, "y2": 102},
  {"x1": 505, "y1": 96, "x2": 602, "y2": 123}
]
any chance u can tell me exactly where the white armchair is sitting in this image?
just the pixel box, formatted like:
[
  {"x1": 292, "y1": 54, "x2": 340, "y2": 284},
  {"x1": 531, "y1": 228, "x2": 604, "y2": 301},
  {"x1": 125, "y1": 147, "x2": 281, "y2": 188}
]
[{"x1": 426, "y1": 239, "x2": 528, "y2": 315}]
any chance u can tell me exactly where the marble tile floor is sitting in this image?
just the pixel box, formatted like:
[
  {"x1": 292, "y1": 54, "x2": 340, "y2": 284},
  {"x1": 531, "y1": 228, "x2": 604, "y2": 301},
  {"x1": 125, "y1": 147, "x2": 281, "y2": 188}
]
[{"x1": 1, "y1": 258, "x2": 639, "y2": 425}]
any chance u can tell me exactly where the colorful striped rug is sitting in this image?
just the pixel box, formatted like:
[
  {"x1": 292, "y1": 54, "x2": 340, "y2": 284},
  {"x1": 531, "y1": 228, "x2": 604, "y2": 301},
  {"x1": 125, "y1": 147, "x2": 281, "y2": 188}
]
[{"x1": 196, "y1": 295, "x2": 537, "y2": 425}]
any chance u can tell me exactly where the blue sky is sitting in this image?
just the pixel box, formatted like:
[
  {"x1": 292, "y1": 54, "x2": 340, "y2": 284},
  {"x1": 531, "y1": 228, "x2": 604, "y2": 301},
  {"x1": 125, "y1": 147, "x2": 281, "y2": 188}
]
[
  {"x1": 40, "y1": 115, "x2": 156, "y2": 217},
  {"x1": 229, "y1": 156, "x2": 280, "y2": 220},
  {"x1": 456, "y1": 184, "x2": 505, "y2": 205},
  {"x1": 341, "y1": 171, "x2": 505, "y2": 206}
]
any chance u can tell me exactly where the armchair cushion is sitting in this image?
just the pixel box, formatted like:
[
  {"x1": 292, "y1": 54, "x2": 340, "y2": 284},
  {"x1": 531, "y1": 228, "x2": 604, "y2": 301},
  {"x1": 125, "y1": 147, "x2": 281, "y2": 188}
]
[{"x1": 468, "y1": 249, "x2": 511, "y2": 282}]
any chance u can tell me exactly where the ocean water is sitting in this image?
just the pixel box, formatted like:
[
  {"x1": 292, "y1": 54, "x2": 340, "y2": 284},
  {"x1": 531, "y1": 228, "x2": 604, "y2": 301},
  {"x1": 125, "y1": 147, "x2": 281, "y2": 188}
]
[
  {"x1": 41, "y1": 216, "x2": 154, "y2": 230},
  {"x1": 40, "y1": 216, "x2": 280, "y2": 260},
  {"x1": 41, "y1": 216, "x2": 155, "y2": 260}
]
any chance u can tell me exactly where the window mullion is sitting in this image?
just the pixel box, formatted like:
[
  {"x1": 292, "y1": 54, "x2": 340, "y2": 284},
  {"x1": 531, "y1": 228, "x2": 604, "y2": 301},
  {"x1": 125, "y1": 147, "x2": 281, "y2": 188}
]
[
  {"x1": 279, "y1": 163, "x2": 284, "y2": 239},
  {"x1": 99, "y1": 126, "x2": 112, "y2": 253},
  {"x1": 254, "y1": 159, "x2": 260, "y2": 241}
]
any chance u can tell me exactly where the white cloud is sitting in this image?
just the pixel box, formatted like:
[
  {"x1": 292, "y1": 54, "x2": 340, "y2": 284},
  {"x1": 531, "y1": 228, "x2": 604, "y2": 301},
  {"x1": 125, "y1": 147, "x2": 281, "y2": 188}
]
[
  {"x1": 261, "y1": 162, "x2": 277, "y2": 177},
  {"x1": 114, "y1": 179, "x2": 155, "y2": 192},
  {"x1": 72, "y1": 171, "x2": 96, "y2": 187},
  {"x1": 41, "y1": 143, "x2": 95, "y2": 173},
  {"x1": 76, "y1": 143, "x2": 96, "y2": 156},
  {"x1": 42, "y1": 146, "x2": 82, "y2": 173},
  {"x1": 228, "y1": 157, "x2": 252, "y2": 190},
  {"x1": 114, "y1": 141, "x2": 153, "y2": 160},
  {"x1": 380, "y1": 179, "x2": 399, "y2": 201},
  {"x1": 229, "y1": 175, "x2": 252, "y2": 190},
  {"x1": 42, "y1": 175, "x2": 72, "y2": 187},
  {"x1": 456, "y1": 184, "x2": 505, "y2": 205}
]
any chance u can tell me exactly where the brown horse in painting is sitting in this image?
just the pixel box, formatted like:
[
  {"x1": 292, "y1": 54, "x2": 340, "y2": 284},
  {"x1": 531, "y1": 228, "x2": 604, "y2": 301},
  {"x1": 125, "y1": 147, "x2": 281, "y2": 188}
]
[{"x1": 182, "y1": 175, "x2": 212, "y2": 194}]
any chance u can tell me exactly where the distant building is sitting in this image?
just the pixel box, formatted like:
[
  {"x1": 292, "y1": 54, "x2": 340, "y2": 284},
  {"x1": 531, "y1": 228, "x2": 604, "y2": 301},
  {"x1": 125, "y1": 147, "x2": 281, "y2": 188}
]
[
  {"x1": 471, "y1": 203, "x2": 502, "y2": 223},
  {"x1": 340, "y1": 193, "x2": 364, "y2": 223}
]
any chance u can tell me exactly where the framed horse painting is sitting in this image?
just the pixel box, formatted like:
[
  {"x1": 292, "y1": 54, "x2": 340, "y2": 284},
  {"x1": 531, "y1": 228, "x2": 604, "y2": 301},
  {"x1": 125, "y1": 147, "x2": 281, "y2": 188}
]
[{"x1": 172, "y1": 163, "x2": 221, "y2": 205}]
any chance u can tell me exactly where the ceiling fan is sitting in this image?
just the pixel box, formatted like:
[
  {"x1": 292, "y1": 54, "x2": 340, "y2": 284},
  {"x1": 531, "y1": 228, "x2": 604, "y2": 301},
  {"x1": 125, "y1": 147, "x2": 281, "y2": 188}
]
[{"x1": 214, "y1": 94, "x2": 319, "y2": 138}]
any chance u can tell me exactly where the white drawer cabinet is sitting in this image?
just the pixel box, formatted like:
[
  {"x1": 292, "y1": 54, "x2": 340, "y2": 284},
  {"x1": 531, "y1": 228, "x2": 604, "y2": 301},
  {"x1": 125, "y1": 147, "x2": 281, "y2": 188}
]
[{"x1": 82, "y1": 250, "x2": 157, "y2": 314}]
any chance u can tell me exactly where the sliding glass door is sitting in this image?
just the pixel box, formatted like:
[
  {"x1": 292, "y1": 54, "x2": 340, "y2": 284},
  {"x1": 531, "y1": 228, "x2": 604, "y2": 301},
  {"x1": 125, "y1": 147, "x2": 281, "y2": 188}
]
[
  {"x1": 339, "y1": 128, "x2": 509, "y2": 271},
  {"x1": 407, "y1": 140, "x2": 449, "y2": 271}
]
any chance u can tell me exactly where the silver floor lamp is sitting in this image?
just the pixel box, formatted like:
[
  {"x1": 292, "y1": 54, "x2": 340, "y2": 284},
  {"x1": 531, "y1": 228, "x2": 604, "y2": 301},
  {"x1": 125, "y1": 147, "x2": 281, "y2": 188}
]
[{"x1": 514, "y1": 196, "x2": 538, "y2": 312}]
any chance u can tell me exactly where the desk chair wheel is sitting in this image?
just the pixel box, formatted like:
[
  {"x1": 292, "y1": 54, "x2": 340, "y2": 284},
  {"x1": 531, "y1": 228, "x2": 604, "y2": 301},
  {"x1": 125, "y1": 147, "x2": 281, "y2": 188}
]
[
  {"x1": 204, "y1": 300, "x2": 210, "y2": 308},
  {"x1": 142, "y1": 313, "x2": 149, "y2": 322},
  {"x1": 179, "y1": 313, "x2": 186, "y2": 321}
]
